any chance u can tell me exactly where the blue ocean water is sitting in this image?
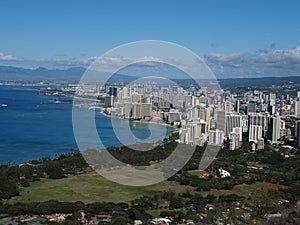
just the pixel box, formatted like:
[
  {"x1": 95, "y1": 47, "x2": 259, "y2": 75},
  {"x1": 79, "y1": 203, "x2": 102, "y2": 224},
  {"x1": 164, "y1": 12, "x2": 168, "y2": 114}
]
[{"x1": 0, "y1": 86, "x2": 174, "y2": 165}]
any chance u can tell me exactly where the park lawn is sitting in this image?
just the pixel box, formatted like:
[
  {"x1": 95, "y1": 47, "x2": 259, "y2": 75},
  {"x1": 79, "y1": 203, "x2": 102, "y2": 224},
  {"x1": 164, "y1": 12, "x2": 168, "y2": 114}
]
[
  {"x1": 5, "y1": 171, "x2": 287, "y2": 205},
  {"x1": 202, "y1": 182, "x2": 288, "y2": 197},
  {"x1": 6, "y1": 172, "x2": 195, "y2": 204}
]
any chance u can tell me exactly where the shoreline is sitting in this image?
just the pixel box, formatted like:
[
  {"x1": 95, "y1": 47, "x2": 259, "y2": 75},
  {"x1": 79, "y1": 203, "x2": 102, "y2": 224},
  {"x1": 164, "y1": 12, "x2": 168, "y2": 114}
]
[
  {"x1": 0, "y1": 128, "x2": 180, "y2": 166},
  {"x1": 0, "y1": 85, "x2": 178, "y2": 166},
  {"x1": 98, "y1": 106, "x2": 179, "y2": 131}
]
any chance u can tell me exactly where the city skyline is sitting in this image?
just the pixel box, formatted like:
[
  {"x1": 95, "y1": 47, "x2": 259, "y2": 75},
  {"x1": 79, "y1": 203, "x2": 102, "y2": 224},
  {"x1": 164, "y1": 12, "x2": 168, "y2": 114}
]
[{"x1": 0, "y1": 1, "x2": 299, "y2": 224}]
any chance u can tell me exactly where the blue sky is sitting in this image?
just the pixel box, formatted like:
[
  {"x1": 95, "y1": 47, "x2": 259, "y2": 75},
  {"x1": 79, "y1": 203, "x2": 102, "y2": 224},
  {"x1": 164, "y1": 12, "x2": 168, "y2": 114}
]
[{"x1": 0, "y1": 0, "x2": 300, "y2": 77}]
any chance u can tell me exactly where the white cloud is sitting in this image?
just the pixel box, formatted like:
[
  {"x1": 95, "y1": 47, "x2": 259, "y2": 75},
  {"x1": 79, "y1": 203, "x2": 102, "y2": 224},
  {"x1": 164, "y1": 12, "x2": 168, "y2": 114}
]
[
  {"x1": 204, "y1": 46, "x2": 300, "y2": 78},
  {"x1": 0, "y1": 52, "x2": 17, "y2": 60},
  {"x1": 1, "y1": 46, "x2": 300, "y2": 78}
]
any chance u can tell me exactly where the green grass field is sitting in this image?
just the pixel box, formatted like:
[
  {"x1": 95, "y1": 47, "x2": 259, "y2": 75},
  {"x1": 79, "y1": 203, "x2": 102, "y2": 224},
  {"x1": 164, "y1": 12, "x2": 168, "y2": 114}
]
[
  {"x1": 6, "y1": 172, "x2": 195, "y2": 204},
  {"x1": 202, "y1": 182, "x2": 287, "y2": 197},
  {"x1": 6, "y1": 171, "x2": 286, "y2": 205}
]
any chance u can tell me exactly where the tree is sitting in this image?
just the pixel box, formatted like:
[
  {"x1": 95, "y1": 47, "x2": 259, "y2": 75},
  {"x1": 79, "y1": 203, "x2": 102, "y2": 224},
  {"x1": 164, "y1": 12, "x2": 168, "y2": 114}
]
[
  {"x1": 170, "y1": 197, "x2": 183, "y2": 209},
  {"x1": 107, "y1": 215, "x2": 131, "y2": 225},
  {"x1": 47, "y1": 167, "x2": 66, "y2": 179},
  {"x1": 127, "y1": 207, "x2": 151, "y2": 221}
]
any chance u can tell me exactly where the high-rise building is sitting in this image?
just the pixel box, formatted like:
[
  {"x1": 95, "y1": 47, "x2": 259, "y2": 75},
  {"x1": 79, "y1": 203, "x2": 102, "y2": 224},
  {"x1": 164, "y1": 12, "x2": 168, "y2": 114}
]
[
  {"x1": 131, "y1": 93, "x2": 142, "y2": 103},
  {"x1": 168, "y1": 109, "x2": 181, "y2": 124},
  {"x1": 225, "y1": 113, "x2": 242, "y2": 136},
  {"x1": 104, "y1": 96, "x2": 114, "y2": 107},
  {"x1": 241, "y1": 115, "x2": 248, "y2": 132},
  {"x1": 268, "y1": 115, "x2": 281, "y2": 144},
  {"x1": 234, "y1": 99, "x2": 240, "y2": 113},
  {"x1": 247, "y1": 101, "x2": 256, "y2": 114},
  {"x1": 269, "y1": 93, "x2": 276, "y2": 106},
  {"x1": 188, "y1": 104, "x2": 211, "y2": 132},
  {"x1": 184, "y1": 95, "x2": 192, "y2": 107},
  {"x1": 130, "y1": 102, "x2": 152, "y2": 119},
  {"x1": 131, "y1": 103, "x2": 141, "y2": 119},
  {"x1": 268, "y1": 105, "x2": 276, "y2": 115},
  {"x1": 249, "y1": 125, "x2": 263, "y2": 143},
  {"x1": 158, "y1": 101, "x2": 171, "y2": 109},
  {"x1": 197, "y1": 104, "x2": 211, "y2": 131},
  {"x1": 216, "y1": 109, "x2": 226, "y2": 133},
  {"x1": 109, "y1": 87, "x2": 118, "y2": 97},
  {"x1": 205, "y1": 107, "x2": 211, "y2": 132},
  {"x1": 248, "y1": 114, "x2": 267, "y2": 143},
  {"x1": 122, "y1": 86, "x2": 128, "y2": 98},
  {"x1": 232, "y1": 127, "x2": 242, "y2": 142},
  {"x1": 295, "y1": 121, "x2": 300, "y2": 147},
  {"x1": 124, "y1": 102, "x2": 132, "y2": 118},
  {"x1": 225, "y1": 101, "x2": 233, "y2": 113},
  {"x1": 280, "y1": 119, "x2": 286, "y2": 137},
  {"x1": 208, "y1": 129, "x2": 224, "y2": 146},
  {"x1": 180, "y1": 119, "x2": 207, "y2": 146},
  {"x1": 229, "y1": 133, "x2": 238, "y2": 150},
  {"x1": 141, "y1": 103, "x2": 152, "y2": 118},
  {"x1": 228, "y1": 127, "x2": 242, "y2": 150},
  {"x1": 295, "y1": 100, "x2": 300, "y2": 118}
]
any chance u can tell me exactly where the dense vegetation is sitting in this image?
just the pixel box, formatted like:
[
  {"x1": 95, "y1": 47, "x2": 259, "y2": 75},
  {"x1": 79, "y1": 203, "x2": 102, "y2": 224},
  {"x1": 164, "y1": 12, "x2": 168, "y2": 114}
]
[
  {"x1": 0, "y1": 152, "x2": 89, "y2": 200},
  {"x1": 0, "y1": 132, "x2": 299, "y2": 224}
]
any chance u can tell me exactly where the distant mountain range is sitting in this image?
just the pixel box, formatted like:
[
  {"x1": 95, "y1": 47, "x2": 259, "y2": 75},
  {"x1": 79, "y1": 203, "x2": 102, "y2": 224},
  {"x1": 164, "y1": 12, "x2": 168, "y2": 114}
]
[
  {"x1": 0, "y1": 65, "x2": 300, "y2": 89},
  {"x1": 0, "y1": 66, "x2": 86, "y2": 82},
  {"x1": 218, "y1": 76, "x2": 300, "y2": 89}
]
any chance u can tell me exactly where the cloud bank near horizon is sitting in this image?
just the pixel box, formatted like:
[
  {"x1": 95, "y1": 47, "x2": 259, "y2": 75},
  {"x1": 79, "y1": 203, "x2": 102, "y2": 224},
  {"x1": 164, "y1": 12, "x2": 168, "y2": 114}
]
[
  {"x1": 204, "y1": 46, "x2": 300, "y2": 78},
  {"x1": 1, "y1": 46, "x2": 300, "y2": 79}
]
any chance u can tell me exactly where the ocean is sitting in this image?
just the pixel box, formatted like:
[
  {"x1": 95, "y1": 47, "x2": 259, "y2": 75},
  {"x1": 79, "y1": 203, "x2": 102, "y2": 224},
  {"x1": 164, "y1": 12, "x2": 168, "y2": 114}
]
[{"x1": 0, "y1": 85, "x2": 174, "y2": 165}]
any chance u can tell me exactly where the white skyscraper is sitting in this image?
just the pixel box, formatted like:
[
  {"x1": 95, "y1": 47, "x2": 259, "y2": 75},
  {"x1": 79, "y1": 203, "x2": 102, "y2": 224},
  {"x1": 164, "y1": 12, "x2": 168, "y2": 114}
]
[
  {"x1": 248, "y1": 114, "x2": 267, "y2": 143},
  {"x1": 225, "y1": 113, "x2": 242, "y2": 136},
  {"x1": 208, "y1": 129, "x2": 224, "y2": 146},
  {"x1": 295, "y1": 100, "x2": 300, "y2": 118},
  {"x1": 180, "y1": 119, "x2": 207, "y2": 146},
  {"x1": 269, "y1": 93, "x2": 276, "y2": 106},
  {"x1": 217, "y1": 109, "x2": 226, "y2": 133},
  {"x1": 268, "y1": 115, "x2": 281, "y2": 144},
  {"x1": 249, "y1": 125, "x2": 263, "y2": 143},
  {"x1": 225, "y1": 101, "x2": 233, "y2": 113}
]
